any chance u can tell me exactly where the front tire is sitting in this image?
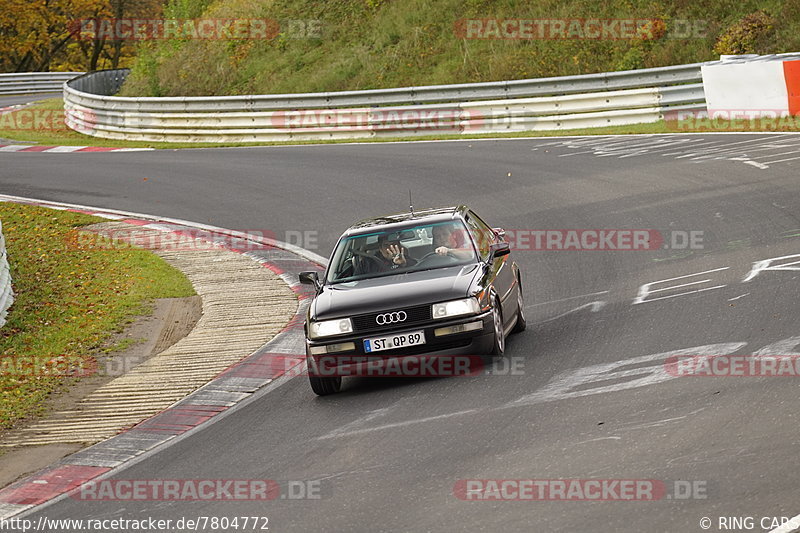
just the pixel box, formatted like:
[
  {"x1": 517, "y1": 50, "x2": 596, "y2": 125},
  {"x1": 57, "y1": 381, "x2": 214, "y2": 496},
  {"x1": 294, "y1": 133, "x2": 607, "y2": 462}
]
[{"x1": 309, "y1": 374, "x2": 342, "y2": 396}]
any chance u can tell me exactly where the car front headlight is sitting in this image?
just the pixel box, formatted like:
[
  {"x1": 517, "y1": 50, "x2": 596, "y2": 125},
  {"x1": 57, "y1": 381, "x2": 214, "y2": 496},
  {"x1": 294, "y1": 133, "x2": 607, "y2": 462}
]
[
  {"x1": 309, "y1": 318, "x2": 353, "y2": 339},
  {"x1": 432, "y1": 298, "x2": 480, "y2": 319}
]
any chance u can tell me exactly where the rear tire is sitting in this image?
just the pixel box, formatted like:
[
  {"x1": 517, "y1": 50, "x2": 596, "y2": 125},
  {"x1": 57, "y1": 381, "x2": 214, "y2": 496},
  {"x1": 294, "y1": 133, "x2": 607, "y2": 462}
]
[
  {"x1": 511, "y1": 279, "x2": 526, "y2": 334},
  {"x1": 489, "y1": 293, "x2": 505, "y2": 357},
  {"x1": 308, "y1": 375, "x2": 342, "y2": 396}
]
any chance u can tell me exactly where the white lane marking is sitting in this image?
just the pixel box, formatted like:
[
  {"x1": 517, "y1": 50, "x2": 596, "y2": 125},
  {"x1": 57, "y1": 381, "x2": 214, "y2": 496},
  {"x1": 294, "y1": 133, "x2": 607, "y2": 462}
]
[
  {"x1": 537, "y1": 301, "x2": 606, "y2": 324},
  {"x1": 659, "y1": 136, "x2": 780, "y2": 157},
  {"x1": 727, "y1": 293, "x2": 749, "y2": 301},
  {"x1": 674, "y1": 151, "x2": 715, "y2": 159},
  {"x1": 695, "y1": 141, "x2": 800, "y2": 160},
  {"x1": 617, "y1": 141, "x2": 712, "y2": 158},
  {"x1": 310, "y1": 334, "x2": 800, "y2": 441},
  {"x1": 634, "y1": 285, "x2": 727, "y2": 304},
  {"x1": 768, "y1": 514, "x2": 800, "y2": 533},
  {"x1": 581, "y1": 138, "x2": 687, "y2": 154},
  {"x1": 761, "y1": 154, "x2": 800, "y2": 165},
  {"x1": 318, "y1": 409, "x2": 480, "y2": 439},
  {"x1": 753, "y1": 143, "x2": 800, "y2": 148},
  {"x1": 633, "y1": 267, "x2": 729, "y2": 304},
  {"x1": 645, "y1": 278, "x2": 717, "y2": 294},
  {"x1": 569, "y1": 136, "x2": 690, "y2": 150},
  {"x1": 527, "y1": 290, "x2": 610, "y2": 308},
  {"x1": 308, "y1": 333, "x2": 800, "y2": 442},
  {"x1": 679, "y1": 135, "x2": 797, "y2": 158},
  {"x1": 558, "y1": 150, "x2": 600, "y2": 157},
  {"x1": 509, "y1": 342, "x2": 747, "y2": 407},
  {"x1": 743, "y1": 253, "x2": 800, "y2": 282},
  {"x1": 752, "y1": 336, "x2": 800, "y2": 357},
  {"x1": 602, "y1": 137, "x2": 704, "y2": 149},
  {"x1": 742, "y1": 160, "x2": 770, "y2": 169}
]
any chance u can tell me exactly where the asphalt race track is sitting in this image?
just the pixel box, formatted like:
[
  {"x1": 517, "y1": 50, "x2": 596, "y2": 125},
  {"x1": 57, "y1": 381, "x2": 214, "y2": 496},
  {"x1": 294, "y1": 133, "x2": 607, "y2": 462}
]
[
  {"x1": 0, "y1": 93, "x2": 60, "y2": 109},
  {"x1": 2, "y1": 133, "x2": 800, "y2": 532}
]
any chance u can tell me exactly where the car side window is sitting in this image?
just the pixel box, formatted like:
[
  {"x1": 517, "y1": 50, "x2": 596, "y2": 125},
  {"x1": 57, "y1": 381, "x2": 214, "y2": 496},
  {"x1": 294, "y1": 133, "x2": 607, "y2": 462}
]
[{"x1": 464, "y1": 213, "x2": 494, "y2": 260}]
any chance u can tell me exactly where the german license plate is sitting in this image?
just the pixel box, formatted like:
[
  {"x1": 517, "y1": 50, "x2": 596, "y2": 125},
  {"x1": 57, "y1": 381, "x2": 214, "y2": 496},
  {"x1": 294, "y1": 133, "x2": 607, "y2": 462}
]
[{"x1": 364, "y1": 330, "x2": 426, "y2": 353}]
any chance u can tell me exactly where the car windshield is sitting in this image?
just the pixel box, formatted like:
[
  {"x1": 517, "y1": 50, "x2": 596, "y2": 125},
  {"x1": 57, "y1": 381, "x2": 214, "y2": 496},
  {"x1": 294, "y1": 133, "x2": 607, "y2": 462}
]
[{"x1": 326, "y1": 220, "x2": 478, "y2": 283}]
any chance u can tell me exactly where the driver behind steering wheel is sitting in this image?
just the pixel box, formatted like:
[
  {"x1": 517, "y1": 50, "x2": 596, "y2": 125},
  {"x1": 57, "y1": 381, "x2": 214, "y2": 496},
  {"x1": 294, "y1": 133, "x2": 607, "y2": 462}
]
[{"x1": 355, "y1": 234, "x2": 417, "y2": 275}]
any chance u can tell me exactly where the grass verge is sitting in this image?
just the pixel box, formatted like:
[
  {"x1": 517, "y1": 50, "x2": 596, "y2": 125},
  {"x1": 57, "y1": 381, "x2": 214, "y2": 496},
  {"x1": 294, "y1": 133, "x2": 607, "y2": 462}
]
[
  {"x1": 1, "y1": 98, "x2": 798, "y2": 150},
  {"x1": 0, "y1": 203, "x2": 195, "y2": 430}
]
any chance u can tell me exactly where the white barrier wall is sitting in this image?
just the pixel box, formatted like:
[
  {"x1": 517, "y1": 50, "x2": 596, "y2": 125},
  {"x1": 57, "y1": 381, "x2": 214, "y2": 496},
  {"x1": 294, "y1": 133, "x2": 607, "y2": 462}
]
[
  {"x1": 62, "y1": 65, "x2": 708, "y2": 142},
  {"x1": 701, "y1": 54, "x2": 800, "y2": 115},
  {"x1": 0, "y1": 72, "x2": 83, "y2": 95},
  {"x1": 0, "y1": 220, "x2": 13, "y2": 328}
]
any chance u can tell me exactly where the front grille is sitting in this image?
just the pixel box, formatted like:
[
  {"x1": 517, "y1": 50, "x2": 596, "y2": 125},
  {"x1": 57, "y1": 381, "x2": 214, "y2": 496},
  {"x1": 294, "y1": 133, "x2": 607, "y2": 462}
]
[{"x1": 352, "y1": 304, "x2": 431, "y2": 333}]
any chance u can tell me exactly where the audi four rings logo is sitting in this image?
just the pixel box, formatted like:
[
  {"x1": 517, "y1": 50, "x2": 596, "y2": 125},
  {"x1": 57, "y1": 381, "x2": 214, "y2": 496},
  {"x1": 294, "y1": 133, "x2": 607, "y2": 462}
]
[{"x1": 376, "y1": 311, "x2": 408, "y2": 325}]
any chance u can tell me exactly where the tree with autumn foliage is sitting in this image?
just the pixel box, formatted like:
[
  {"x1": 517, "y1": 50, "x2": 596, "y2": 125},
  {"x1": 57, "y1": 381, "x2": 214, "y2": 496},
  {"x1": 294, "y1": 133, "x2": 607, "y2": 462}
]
[{"x1": 0, "y1": 0, "x2": 164, "y2": 72}]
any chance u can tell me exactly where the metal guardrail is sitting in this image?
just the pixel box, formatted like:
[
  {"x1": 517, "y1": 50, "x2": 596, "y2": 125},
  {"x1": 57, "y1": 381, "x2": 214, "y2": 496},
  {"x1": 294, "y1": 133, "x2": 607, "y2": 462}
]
[
  {"x1": 0, "y1": 221, "x2": 13, "y2": 328},
  {"x1": 0, "y1": 72, "x2": 83, "y2": 95},
  {"x1": 63, "y1": 63, "x2": 708, "y2": 142}
]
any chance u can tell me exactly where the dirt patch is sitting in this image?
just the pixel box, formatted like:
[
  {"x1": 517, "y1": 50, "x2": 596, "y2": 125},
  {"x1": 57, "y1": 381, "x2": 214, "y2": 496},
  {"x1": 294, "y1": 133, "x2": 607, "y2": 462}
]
[{"x1": 0, "y1": 295, "x2": 202, "y2": 487}]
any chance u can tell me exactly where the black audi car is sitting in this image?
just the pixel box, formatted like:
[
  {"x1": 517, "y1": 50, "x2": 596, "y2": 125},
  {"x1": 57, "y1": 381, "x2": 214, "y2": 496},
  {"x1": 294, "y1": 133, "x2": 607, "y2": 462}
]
[{"x1": 299, "y1": 206, "x2": 525, "y2": 395}]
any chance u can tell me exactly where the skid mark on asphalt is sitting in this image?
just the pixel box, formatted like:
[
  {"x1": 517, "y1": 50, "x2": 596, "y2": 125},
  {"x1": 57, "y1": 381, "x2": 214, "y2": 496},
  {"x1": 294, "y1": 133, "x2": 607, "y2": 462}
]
[
  {"x1": 319, "y1": 406, "x2": 397, "y2": 439},
  {"x1": 534, "y1": 301, "x2": 606, "y2": 324},
  {"x1": 614, "y1": 409, "x2": 704, "y2": 433},
  {"x1": 527, "y1": 290, "x2": 609, "y2": 308},
  {"x1": 569, "y1": 436, "x2": 622, "y2": 447},
  {"x1": 317, "y1": 409, "x2": 479, "y2": 440}
]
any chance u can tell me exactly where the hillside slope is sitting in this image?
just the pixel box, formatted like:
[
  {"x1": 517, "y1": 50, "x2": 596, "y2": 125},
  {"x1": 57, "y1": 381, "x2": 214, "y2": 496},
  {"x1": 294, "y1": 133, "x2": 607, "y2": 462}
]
[{"x1": 121, "y1": 0, "x2": 800, "y2": 97}]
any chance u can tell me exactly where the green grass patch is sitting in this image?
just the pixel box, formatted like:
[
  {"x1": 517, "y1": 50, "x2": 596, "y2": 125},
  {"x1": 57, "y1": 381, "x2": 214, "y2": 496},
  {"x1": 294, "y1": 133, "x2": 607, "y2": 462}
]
[{"x1": 0, "y1": 203, "x2": 194, "y2": 429}]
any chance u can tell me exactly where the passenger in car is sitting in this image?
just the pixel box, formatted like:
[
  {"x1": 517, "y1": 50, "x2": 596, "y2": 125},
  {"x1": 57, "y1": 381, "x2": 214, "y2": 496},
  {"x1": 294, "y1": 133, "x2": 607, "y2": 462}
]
[{"x1": 432, "y1": 223, "x2": 473, "y2": 260}]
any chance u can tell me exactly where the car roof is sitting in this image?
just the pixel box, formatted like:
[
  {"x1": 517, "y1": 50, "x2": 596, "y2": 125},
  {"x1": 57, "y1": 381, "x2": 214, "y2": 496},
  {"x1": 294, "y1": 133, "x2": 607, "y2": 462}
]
[{"x1": 342, "y1": 206, "x2": 469, "y2": 237}]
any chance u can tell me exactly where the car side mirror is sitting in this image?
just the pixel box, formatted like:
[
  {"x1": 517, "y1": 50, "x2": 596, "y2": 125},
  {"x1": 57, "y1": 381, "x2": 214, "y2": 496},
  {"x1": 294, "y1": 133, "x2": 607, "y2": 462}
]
[
  {"x1": 490, "y1": 241, "x2": 511, "y2": 259},
  {"x1": 299, "y1": 271, "x2": 322, "y2": 291}
]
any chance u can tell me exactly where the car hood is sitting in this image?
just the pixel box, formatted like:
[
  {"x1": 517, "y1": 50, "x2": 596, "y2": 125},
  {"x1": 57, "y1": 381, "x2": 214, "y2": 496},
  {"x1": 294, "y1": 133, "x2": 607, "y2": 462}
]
[{"x1": 311, "y1": 264, "x2": 481, "y2": 320}]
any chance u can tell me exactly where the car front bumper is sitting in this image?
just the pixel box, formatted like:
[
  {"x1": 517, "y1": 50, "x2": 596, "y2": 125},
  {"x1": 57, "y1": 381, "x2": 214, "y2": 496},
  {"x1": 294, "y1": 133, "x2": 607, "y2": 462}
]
[{"x1": 305, "y1": 311, "x2": 495, "y2": 377}]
